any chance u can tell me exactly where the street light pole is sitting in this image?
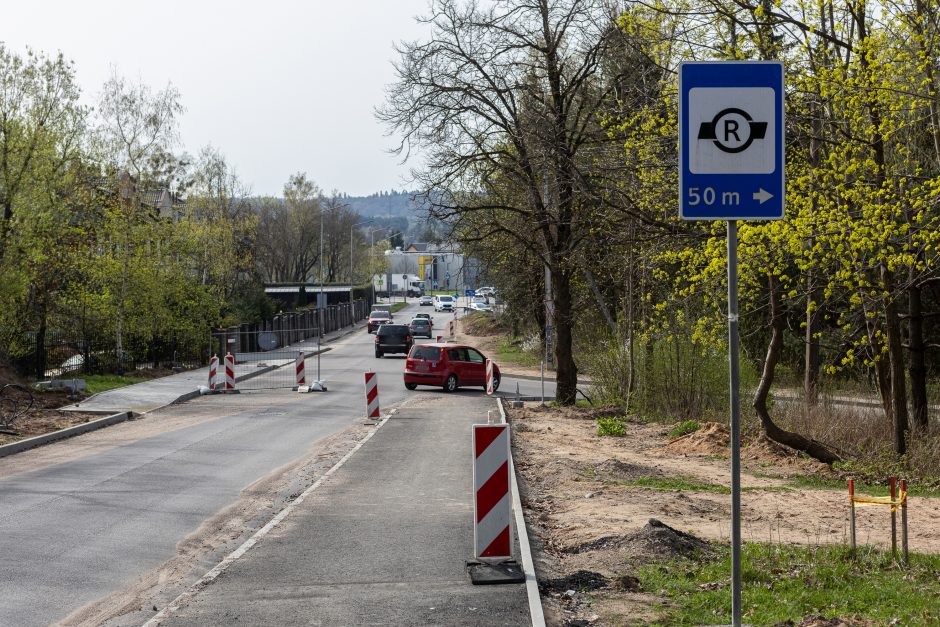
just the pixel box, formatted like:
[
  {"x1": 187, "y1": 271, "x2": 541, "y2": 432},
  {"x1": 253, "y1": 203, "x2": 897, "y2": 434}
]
[{"x1": 316, "y1": 215, "x2": 324, "y2": 387}]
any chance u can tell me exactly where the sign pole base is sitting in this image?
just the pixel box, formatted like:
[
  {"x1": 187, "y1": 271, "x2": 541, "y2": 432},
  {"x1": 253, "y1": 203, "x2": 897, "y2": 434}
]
[{"x1": 466, "y1": 560, "x2": 525, "y2": 585}]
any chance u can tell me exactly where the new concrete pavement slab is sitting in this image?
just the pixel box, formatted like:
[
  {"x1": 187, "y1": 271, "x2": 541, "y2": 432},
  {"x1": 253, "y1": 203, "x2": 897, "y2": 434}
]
[
  {"x1": 153, "y1": 393, "x2": 530, "y2": 626},
  {"x1": 60, "y1": 325, "x2": 364, "y2": 415}
]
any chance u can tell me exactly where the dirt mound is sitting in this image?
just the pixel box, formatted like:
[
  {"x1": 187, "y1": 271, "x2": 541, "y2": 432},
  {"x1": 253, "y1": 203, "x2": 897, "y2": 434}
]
[
  {"x1": 666, "y1": 421, "x2": 729, "y2": 456},
  {"x1": 565, "y1": 518, "x2": 713, "y2": 561},
  {"x1": 622, "y1": 518, "x2": 713, "y2": 560},
  {"x1": 539, "y1": 569, "x2": 609, "y2": 593},
  {"x1": 743, "y1": 436, "x2": 833, "y2": 473},
  {"x1": 592, "y1": 458, "x2": 661, "y2": 482}
]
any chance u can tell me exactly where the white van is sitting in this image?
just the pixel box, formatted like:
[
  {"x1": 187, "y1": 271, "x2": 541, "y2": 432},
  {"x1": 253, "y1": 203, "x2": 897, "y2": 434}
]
[{"x1": 433, "y1": 295, "x2": 455, "y2": 312}]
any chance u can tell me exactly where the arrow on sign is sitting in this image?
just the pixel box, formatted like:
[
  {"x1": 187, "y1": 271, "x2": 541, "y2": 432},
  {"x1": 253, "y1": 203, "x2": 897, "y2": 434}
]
[{"x1": 753, "y1": 188, "x2": 774, "y2": 204}]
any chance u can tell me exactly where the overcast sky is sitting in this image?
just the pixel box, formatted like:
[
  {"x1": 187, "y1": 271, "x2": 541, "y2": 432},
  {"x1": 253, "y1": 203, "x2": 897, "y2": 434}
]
[{"x1": 4, "y1": 0, "x2": 432, "y2": 197}]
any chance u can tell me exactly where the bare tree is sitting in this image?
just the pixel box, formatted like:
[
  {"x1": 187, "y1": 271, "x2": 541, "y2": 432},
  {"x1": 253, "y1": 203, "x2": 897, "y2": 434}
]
[
  {"x1": 255, "y1": 173, "x2": 323, "y2": 283},
  {"x1": 380, "y1": 0, "x2": 629, "y2": 404}
]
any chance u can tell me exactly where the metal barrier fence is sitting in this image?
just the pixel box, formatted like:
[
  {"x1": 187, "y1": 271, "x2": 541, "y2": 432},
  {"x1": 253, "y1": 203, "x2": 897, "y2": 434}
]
[
  {"x1": 209, "y1": 299, "x2": 369, "y2": 390},
  {"x1": 8, "y1": 328, "x2": 204, "y2": 381}
]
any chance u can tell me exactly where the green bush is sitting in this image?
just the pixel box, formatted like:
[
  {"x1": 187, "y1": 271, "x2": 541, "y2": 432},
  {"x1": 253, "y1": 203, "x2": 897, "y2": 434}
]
[
  {"x1": 581, "y1": 329, "x2": 758, "y2": 423},
  {"x1": 668, "y1": 419, "x2": 701, "y2": 439},
  {"x1": 596, "y1": 415, "x2": 627, "y2": 437}
]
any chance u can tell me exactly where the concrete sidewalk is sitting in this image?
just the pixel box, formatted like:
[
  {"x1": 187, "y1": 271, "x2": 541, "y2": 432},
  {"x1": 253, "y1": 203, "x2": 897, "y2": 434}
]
[
  {"x1": 60, "y1": 323, "x2": 365, "y2": 415},
  {"x1": 147, "y1": 394, "x2": 532, "y2": 626}
]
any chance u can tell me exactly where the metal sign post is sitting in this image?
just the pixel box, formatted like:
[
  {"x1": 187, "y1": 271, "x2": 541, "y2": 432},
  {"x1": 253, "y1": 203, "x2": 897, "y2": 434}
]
[
  {"x1": 680, "y1": 61, "x2": 784, "y2": 627},
  {"x1": 727, "y1": 219, "x2": 742, "y2": 623}
]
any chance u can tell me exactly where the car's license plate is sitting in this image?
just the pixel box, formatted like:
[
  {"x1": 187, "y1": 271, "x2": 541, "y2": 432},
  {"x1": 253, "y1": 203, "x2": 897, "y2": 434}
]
[{"x1": 416, "y1": 363, "x2": 428, "y2": 372}]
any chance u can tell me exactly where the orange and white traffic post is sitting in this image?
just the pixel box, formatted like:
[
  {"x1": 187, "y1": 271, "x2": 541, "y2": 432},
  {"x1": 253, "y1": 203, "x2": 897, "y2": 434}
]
[
  {"x1": 472, "y1": 423, "x2": 512, "y2": 560},
  {"x1": 295, "y1": 351, "x2": 306, "y2": 387},
  {"x1": 485, "y1": 359, "x2": 495, "y2": 396},
  {"x1": 223, "y1": 352, "x2": 236, "y2": 391},
  {"x1": 364, "y1": 371, "x2": 380, "y2": 419},
  {"x1": 208, "y1": 354, "x2": 219, "y2": 391}
]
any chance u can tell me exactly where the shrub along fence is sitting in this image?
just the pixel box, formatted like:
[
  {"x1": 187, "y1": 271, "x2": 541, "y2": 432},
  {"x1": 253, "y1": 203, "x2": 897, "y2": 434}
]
[{"x1": 8, "y1": 328, "x2": 205, "y2": 380}]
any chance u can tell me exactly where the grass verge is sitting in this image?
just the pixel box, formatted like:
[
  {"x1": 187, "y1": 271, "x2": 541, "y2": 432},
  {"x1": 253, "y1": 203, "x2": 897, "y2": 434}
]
[
  {"x1": 83, "y1": 374, "x2": 148, "y2": 395},
  {"x1": 496, "y1": 337, "x2": 541, "y2": 367},
  {"x1": 638, "y1": 543, "x2": 940, "y2": 625},
  {"x1": 390, "y1": 302, "x2": 410, "y2": 314}
]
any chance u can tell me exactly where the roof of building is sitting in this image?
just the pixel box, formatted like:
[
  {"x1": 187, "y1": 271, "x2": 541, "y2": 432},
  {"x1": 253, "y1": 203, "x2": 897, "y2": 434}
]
[{"x1": 264, "y1": 285, "x2": 355, "y2": 294}]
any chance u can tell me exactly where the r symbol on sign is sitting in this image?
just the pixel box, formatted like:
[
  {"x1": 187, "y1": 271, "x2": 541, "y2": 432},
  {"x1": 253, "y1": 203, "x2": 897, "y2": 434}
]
[{"x1": 698, "y1": 108, "x2": 767, "y2": 154}]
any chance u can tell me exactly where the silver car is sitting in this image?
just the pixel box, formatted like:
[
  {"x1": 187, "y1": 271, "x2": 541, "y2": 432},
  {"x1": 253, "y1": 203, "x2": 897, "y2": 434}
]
[{"x1": 409, "y1": 318, "x2": 433, "y2": 338}]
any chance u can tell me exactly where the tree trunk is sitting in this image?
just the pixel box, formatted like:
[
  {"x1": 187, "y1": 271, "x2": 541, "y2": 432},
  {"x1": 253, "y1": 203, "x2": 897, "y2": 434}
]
[
  {"x1": 907, "y1": 276, "x2": 929, "y2": 430},
  {"x1": 553, "y1": 266, "x2": 578, "y2": 405},
  {"x1": 882, "y1": 264, "x2": 909, "y2": 454},
  {"x1": 753, "y1": 275, "x2": 841, "y2": 464},
  {"x1": 804, "y1": 265, "x2": 821, "y2": 407},
  {"x1": 862, "y1": 284, "x2": 894, "y2": 424}
]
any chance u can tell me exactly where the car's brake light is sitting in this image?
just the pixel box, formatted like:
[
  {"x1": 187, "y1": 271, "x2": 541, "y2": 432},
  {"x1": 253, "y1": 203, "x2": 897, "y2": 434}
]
[{"x1": 375, "y1": 335, "x2": 380, "y2": 342}]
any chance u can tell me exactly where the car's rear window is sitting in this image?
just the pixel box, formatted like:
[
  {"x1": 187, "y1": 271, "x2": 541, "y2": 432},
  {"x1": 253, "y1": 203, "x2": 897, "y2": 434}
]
[
  {"x1": 409, "y1": 346, "x2": 442, "y2": 360},
  {"x1": 370, "y1": 311, "x2": 391, "y2": 318},
  {"x1": 377, "y1": 324, "x2": 409, "y2": 335}
]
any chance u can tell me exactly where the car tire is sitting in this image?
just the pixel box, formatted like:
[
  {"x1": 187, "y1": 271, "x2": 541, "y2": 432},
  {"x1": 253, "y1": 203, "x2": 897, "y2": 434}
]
[
  {"x1": 405, "y1": 382, "x2": 417, "y2": 390},
  {"x1": 375, "y1": 350, "x2": 383, "y2": 358},
  {"x1": 491, "y1": 374, "x2": 500, "y2": 392},
  {"x1": 443, "y1": 374, "x2": 458, "y2": 393}
]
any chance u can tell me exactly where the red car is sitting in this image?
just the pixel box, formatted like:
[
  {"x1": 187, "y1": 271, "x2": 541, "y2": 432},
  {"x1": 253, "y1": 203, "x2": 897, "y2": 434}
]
[
  {"x1": 367, "y1": 311, "x2": 392, "y2": 333},
  {"x1": 403, "y1": 343, "x2": 500, "y2": 393}
]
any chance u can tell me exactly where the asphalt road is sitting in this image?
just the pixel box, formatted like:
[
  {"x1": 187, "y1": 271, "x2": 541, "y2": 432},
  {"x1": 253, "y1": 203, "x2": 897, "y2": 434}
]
[
  {"x1": 158, "y1": 395, "x2": 530, "y2": 626},
  {"x1": 0, "y1": 302, "x2": 547, "y2": 626}
]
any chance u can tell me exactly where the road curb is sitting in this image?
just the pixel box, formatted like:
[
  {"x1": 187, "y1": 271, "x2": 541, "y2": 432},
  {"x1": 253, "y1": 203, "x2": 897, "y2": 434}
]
[
  {"x1": 0, "y1": 411, "x2": 136, "y2": 459},
  {"x1": 498, "y1": 397, "x2": 546, "y2": 627}
]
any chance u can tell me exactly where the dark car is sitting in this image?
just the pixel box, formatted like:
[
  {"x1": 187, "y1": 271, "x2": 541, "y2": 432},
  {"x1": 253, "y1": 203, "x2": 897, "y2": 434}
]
[
  {"x1": 419, "y1": 295, "x2": 433, "y2": 306},
  {"x1": 409, "y1": 318, "x2": 433, "y2": 338},
  {"x1": 403, "y1": 343, "x2": 500, "y2": 392},
  {"x1": 367, "y1": 311, "x2": 392, "y2": 333},
  {"x1": 375, "y1": 324, "x2": 413, "y2": 357}
]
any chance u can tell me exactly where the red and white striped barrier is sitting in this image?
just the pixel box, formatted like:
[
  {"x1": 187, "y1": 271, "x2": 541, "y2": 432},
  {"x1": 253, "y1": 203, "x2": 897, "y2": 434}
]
[
  {"x1": 224, "y1": 353, "x2": 236, "y2": 391},
  {"x1": 448, "y1": 320, "x2": 455, "y2": 337},
  {"x1": 208, "y1": 354, "x2": 218, "y2": 390},
  {"x1": 436, "y1": 335, "x2": 443, "y2": 342},
  {"x1": 472, "y1": 423, "x2": 512, "y2": 560},
  {"x1": 295, "y1": 351, "x2": 306, "y2": 386},
  {"x1": 364, "y1": 371, "x2": 380, "y2": 419},
  {"x1": 486, "y1": 358, "x2": 494, "y2": 395}
]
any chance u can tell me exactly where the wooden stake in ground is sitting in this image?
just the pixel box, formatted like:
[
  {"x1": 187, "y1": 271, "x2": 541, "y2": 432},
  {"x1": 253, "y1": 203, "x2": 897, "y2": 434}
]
[
  {"x1": 848, "y1": 479, "x2": 856, "y2": 553},
  {"x1": 901, "y1": 478, "x2": 908, "y2": 564},
  {"x1": 891, "y1": 476, "x2": 897, "y2": 556}
]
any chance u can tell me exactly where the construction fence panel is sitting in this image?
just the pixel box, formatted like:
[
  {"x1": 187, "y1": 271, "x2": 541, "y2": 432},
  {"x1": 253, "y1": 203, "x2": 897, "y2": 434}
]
[{"x1": 209, "y1": 299, "x2": 369, "y2": 391}]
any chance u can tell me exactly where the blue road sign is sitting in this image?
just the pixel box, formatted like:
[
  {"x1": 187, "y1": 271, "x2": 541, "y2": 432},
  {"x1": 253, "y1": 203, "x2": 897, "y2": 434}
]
[
  {"x1": 464, "y1": 289, "x2": 475, "y2": 296},
  {"x1": 679, "y1": 61, "x2": 784, "y2": 220}
]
